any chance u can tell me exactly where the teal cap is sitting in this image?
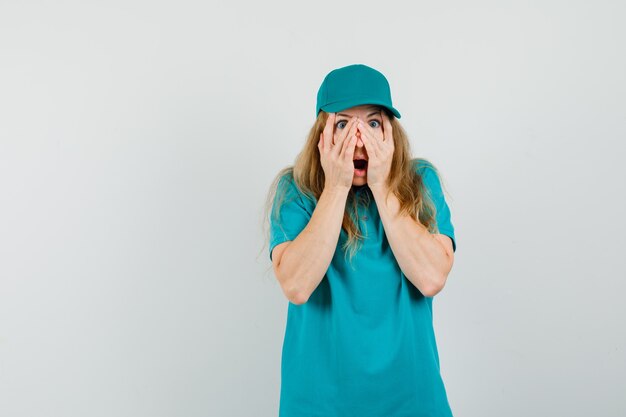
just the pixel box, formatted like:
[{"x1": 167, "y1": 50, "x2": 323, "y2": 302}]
[{"x1": 316, "y1": 64, "x2": 401, "y2": 119}]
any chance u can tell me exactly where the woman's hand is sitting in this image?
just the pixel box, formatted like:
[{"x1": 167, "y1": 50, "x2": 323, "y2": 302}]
[
  {"x1": 318, "y1": 113, "x2": 359, "y2": 191},
  {"x1": 356, "y1": 110, "x2": 394, "y2": 191}
]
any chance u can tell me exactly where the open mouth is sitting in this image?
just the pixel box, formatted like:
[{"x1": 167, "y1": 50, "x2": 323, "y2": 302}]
[{"x1": 353, "y1": 159, "x2": 368, "y2": 169}]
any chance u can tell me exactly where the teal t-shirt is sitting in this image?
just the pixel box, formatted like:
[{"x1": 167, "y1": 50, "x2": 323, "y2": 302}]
[{"x1": 269, "y1": 159, "x2": 457, "y2": 417}]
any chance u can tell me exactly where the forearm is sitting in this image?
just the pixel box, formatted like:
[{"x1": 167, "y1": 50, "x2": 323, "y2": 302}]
[
  {"x1": 278, "y1": 186, "x2": 349, "y2": 303},
  {"x1": 370, "y1": 185, "x2": 452, "y2": 297}
]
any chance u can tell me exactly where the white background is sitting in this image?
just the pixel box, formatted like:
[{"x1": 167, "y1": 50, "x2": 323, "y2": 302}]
[{"x1": 1, "y1": 1, "x2": 624, "y2": 416}]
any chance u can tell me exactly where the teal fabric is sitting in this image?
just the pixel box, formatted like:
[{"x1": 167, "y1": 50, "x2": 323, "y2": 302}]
[
  {"x1": 269, "y1": 159, "x2": 456, "y2": 417},
  {"x1": 316, "y1": 64, "x2": 402, "y2": 119}
]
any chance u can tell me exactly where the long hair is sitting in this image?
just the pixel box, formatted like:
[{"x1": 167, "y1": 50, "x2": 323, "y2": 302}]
[{"x1": 261, "y1": 106, "x2": 448, "y2": 270}]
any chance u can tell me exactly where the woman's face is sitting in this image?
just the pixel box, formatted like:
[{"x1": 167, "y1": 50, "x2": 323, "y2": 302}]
[{"x1": 332, "y1": 104, "x2": 385, "y2": 187}]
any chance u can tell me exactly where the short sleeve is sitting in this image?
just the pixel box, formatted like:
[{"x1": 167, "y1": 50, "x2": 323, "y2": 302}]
[
  {"x1": 421, "y1": 166, "x2": 457, "y2": 253},
  {"x1": 268, "y1": 175, "x2": 312, "y2": 261}
]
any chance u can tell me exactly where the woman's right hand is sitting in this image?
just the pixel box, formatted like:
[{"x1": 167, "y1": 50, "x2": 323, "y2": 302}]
[{"x1": 318, "y1": 113, "x2": 359, "y2": 191}]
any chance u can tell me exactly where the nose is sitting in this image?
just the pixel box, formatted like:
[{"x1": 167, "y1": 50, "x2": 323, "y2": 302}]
[{"x1": 355, "y1": 130, "x2": 364, "y2": 148}]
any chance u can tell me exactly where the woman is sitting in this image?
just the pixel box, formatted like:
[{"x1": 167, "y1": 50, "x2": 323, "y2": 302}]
[{"x1": 264, "y1": 64, "x2": 457, "y2": 417}]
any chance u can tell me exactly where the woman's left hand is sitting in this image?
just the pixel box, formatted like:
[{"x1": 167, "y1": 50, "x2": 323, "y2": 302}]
[{"x1": 357, "y1": 110, "x2": 394, "y2": 191}]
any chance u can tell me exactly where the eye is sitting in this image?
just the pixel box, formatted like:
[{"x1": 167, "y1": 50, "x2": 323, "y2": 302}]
[
  {"x1": 369, "y1": 120, "x2": 381, "y2": 128},
  {"x1": 336, "y1": 120, "x2": 348, "y2": 129}
]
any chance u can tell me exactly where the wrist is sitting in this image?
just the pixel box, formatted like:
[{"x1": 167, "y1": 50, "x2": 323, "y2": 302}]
[
  {"x1": 323, "y1": 184, "x2": 351, "y2": 197},
  {"x1": 369, "y1": 183, "x2": 389, "y2": 197}
]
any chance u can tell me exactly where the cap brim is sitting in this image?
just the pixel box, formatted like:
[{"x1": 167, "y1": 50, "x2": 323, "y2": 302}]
[{"x1": 320, "y1": 98, "x2": 401, "y2": 119}]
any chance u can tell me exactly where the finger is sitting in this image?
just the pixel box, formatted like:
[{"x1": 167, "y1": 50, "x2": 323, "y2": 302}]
[
  {"x1": 333, "y1": 117, "x2": 358, "y2": 156},
  {"x1": 357, "y1": 119, "x2": 383, "y2": 143},
  {"x1": 363, "y1": 118, "x2": 387, "y2": 154},
  {"x1": 357, "y1": 121, "x2": 382, "y2": 157},
  {"x1": 322, "y1": 113, "x2": 335, "y2": 151},
  {"x1": 340, "y1": 133, "x2": 357, "y2": 160},
  {"x1": 359, "y1": 126, "x2": 378, "y2": 160},
  {"x1": 381, "y1": 110, "x2": 393, "y2": 143},
  {"x1": 338, "y1": 117, "x2": 358, "y2": 144}
]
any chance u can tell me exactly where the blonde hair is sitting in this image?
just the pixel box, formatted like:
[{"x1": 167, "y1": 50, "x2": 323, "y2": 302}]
[{"x1": 260, "y1": 107, "x2": 447, "y2": 271}]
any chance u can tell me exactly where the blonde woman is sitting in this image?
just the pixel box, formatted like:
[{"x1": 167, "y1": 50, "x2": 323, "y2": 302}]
[{"x1": 264, "y1": 64, "x2": 457, "y2": 417}]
